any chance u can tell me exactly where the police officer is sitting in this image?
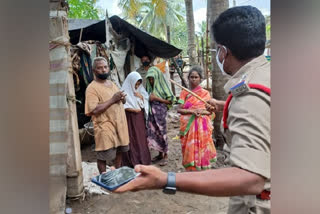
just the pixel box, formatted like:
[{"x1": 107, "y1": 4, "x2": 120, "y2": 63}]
[{"x1": 114, "y1": 6, "x2": 270, "y2": 214}]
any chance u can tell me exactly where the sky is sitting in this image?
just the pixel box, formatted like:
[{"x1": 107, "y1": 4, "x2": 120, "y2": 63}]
[{"x1": 97, "y1": 0, "x2": 270, "y2": 31}]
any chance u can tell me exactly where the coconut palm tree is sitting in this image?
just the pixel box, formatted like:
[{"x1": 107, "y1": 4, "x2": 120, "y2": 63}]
[
  {"x1": 207, "y1": 0, "x2": 229, "y2": 150},
  {"x1": 171, "y1": 20, "x2": 189, "y2": 55},
  {"x1": 118, "y1": 0, "x2": 185, "y2": 41},
  {"x1": 140, "y1": 0, "x2": 185, "y2": 40},
  {"x1": 117, "y1": 0, "x2": 143, "y2": 20},
  {"x1": 184, "y1": 0, "x2": 197, "y2": 65}
]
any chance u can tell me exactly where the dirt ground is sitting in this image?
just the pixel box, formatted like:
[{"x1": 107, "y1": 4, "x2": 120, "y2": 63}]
[{"x1": 68, "y1": 107, "x2": 230, "y2": 214}]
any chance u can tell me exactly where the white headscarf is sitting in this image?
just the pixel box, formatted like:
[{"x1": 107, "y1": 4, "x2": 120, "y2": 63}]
[{"x1": 121, "y1": 71, "x2": 149, "y2": 115}]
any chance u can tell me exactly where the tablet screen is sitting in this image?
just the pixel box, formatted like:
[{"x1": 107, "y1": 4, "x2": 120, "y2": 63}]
[{"x1": 95, "y1": 166, "x2": 139, "y2": 188}]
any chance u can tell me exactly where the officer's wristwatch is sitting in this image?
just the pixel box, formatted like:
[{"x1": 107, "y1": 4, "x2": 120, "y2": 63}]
[{"x1": 162, "y1": 172, "x2": 176, "y2": 194}]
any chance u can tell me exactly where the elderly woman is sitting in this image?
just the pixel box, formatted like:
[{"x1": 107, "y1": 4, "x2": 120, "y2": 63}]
[{"x1": 177, "y1": 65, "x2": 217, "y2": 171}]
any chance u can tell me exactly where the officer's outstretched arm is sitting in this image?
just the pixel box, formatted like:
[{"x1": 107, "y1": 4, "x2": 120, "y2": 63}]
[
  {"x1": 175, "y1": 167, "x2": 265, "y2": 196},
  {"x1": 114, "y1": 165, "x2": 265, "y2": 197}
]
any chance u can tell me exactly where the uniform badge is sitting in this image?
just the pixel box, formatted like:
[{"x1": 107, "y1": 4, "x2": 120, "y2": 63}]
[{"x1": 230, "y1": 81, "x2": 249, "y2": 96}]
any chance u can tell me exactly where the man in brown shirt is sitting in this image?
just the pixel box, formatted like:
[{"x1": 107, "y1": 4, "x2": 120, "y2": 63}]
[
  {"x1": 85, "y1": 57, "x2": 129, "y2": 173},
  {"x1": 113, "y1": 6, "x2": 270, "y2": 214}
]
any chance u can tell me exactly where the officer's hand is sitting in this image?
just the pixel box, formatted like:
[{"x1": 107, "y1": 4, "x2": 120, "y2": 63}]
[
  {"x1": 113, "y1": 165, "x2": 167, "y2": 193},
  {"x1": 205, "y1": 103, "x2": 216, "y2": 113},
  {"x1": 206, "y1": 99, "x2": 225, "y2": 112}
]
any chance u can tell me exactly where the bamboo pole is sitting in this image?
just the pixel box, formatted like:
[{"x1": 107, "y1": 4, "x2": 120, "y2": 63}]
[
  {"x1": 167, "y1": 25, "x2": 176, "y2": 96},
  {"x1": 205, "y1": 11, "x2": 209, "y2": 89},
  {"x1": 169, "y1": 79, "x2": 212, "y2": 106},
  {"x1": 170, "y1": 57, "x2": 188, "y2": 87},
  {"x1": 201, "y1": 36, "x2": 205, "y2": 72}
]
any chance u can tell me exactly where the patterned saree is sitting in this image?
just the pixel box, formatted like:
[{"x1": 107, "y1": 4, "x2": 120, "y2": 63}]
[{"x1": 178, "y1": 86, "x2": 217, "y2": 171}]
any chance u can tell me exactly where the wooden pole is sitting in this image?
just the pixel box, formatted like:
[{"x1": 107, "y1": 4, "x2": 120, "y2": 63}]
[
  {"x1": 205, "y1": 10, "x2": 209, "y2": 90},
  {"x1": 201, "y1": 36, "x2": 205, "y2": 76},
  {"x1": 170, "y1": 70, "x2": 176, "y2": 95},
  {"x1": 196, "y1": 35, "x2": 200, "y2": 64},
  {"x1": 171, "y1": 58, "x2": 188, "y2": 87},
  {"x1": 167, "y1": 25, "x2": 176, "y2": 96}
]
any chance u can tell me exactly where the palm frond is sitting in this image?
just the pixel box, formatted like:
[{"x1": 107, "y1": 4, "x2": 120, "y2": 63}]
[{"x1": 118, "y1": 0, "x2": 142, "y2": 18}]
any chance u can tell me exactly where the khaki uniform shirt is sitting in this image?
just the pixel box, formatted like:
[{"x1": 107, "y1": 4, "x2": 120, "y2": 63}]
[
  {"x1": 222, "y1": 55, "x2": 271, "y2": 214},
  {"x1": 85, "y1": 81, "x2": 129, "y2": 151}
]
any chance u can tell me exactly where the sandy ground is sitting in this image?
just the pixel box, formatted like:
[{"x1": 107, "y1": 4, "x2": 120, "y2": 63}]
[{"x1": 68, "y1": 108, "x2": 230, "y2": 214}]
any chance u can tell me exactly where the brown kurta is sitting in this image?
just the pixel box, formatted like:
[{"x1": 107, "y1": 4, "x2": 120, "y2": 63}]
[
  {"x1": 222, "y1": 55, "x2": 271, "y2": 214},
  {"x1": 85, "y1": 80, "x2": 129, "y2": 151}
]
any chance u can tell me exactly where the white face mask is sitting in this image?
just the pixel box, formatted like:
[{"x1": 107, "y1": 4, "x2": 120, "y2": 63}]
[{"x1": 216, "y1": 46, "x2": 228, "y2": 75}]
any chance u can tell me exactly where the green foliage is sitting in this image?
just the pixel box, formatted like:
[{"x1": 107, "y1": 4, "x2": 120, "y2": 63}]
[
  {"x1": 195, "y1": 21, "x2": 209, "y2": 53},
  {"x1": 265, "y1": 15, "x2": 271, "y2": 40},
  {"x1": 118, "y1": 0, "x2": 143, "y2": 19},
  {"x1": 196, "y1": 21, "x2": 206, "y2": 38},
  {"x1": 171, "y1": 20, "x2": 188, "y2": 56},
  {"x1": 266, "y1": 24, "x2": 270, "y2": 40},
  {"x1": 67, "y1": 0, "x2": 104, "y2": 20},
  {"x1": 119, "y1": 0, "x2": 186, "y2": 41}
]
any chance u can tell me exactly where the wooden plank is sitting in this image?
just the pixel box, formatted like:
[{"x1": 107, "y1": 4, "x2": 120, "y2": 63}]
[{"x1": 66, "y1": 49, "x2": 84, "y2": 197}]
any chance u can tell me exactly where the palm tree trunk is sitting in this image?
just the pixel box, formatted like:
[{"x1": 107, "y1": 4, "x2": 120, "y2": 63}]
[
  {"x1": 207, "y1": 0, "x2": 229, "y2": 150},
  {"x1": 185, "y1": 0, "x2": 197, "y2": 66}
]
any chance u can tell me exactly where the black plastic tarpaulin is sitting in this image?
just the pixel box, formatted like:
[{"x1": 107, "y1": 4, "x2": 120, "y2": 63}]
[{"x1": 68, "y1": 16, "x2": 181, "y2": 59}]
